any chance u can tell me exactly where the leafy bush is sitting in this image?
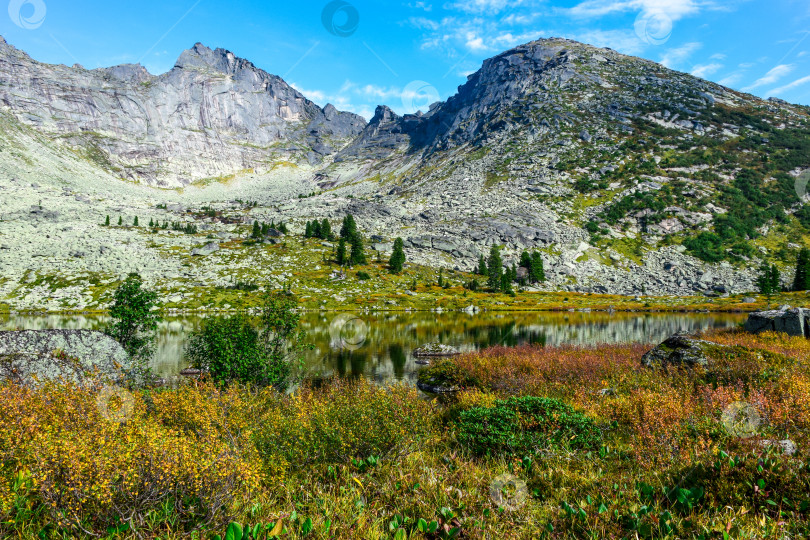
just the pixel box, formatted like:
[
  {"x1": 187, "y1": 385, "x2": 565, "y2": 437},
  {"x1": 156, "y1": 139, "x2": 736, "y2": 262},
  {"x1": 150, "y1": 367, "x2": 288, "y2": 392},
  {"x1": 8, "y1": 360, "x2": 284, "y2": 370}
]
[
  {"x1": 254, "y1": 380, "x2": 436, "y2": 467},
  {"x1": 186, "y1": 292, "x2": 311, "y2": 388},
  {"x1": 455, "y1": 396, "x2": 602, "y2": 455},
  {"x1": 186, "y1": 314, "x2": 273, "y2": 385},
  {"x1": 0, "y1": 382, "x2": 261, "y2": 535}
]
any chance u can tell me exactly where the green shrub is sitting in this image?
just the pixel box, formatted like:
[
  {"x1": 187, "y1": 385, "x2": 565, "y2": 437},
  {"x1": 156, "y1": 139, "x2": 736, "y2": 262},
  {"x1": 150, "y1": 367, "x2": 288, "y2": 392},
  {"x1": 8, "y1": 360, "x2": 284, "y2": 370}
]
[
  {"x1": 455, "y1": 396, "x2": 601, "y2": 455},
  {"x1": 185, "y1": 314, "x2": 272, "y2": 385},
  {"x1": 357, "y1": 271, "x2": 371, "y2": 281},
  {"x1": 186, "y1": 292, "x2": 311, "y2": 389},
  {"x1": 254, "y1": 380, "x2": 436, "y2": 467}
]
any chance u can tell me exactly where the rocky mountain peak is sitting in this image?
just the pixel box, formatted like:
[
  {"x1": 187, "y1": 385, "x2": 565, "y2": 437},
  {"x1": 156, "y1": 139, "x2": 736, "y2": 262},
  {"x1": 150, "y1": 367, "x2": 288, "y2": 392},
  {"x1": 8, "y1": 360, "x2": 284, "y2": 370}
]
[{"x1": 173, "y1": 42, "x2": 257, "y2": 75}]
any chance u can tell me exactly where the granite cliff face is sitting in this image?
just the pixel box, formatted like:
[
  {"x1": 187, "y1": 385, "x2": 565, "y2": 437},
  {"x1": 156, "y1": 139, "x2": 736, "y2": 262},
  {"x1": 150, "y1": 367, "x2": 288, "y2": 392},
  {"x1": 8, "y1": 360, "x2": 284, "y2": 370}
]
[{"x1": 0, "y1": 38, "x2": 365, "y2": 186}]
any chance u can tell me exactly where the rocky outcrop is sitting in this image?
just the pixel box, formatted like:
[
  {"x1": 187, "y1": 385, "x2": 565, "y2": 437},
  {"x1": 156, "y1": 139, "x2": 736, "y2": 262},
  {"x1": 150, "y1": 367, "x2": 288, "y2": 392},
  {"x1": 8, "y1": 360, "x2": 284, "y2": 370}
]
[
  {"x1": 0, "y1": 330, "x2": 130, "y2": 385},
  {"x1": 641, "y1": 332, "x2": 727, "y2": 369},
  {"x1": 0, "y1": 38, "x2": 365, "y2": 186},
  {"x1": 413, "y1": 343, "x2": 461, "y2": 357},
  {"x1": 191, "y1": 242, "x2": 220, "y2": 257},
  {"x1": 744, "y1": 308, "x2": 809, "y2": 338}
]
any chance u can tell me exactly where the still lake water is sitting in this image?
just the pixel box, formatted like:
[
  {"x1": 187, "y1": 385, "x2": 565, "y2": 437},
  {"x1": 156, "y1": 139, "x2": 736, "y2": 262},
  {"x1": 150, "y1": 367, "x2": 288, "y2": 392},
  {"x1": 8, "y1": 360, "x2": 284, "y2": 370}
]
[{"x1": 1, "y1": 311, "x2": 746, "y2": 384}]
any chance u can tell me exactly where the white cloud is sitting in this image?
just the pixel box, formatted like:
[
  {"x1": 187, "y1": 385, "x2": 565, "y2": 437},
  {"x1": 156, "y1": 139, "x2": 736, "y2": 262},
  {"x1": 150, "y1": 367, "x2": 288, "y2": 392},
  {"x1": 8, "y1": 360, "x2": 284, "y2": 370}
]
[
  {"x1": 718, "y1": 72, "x2": 743, "y2": 87},
  {"x1": 690, "y1": 62, "x2": 723, "y2": 78},
  {"x1": 568, "y1": 0, "x2": 703, "y2": 21},
  {"x1": 710, "y1": 53, "x2": 726, "y2": 60},
  {"x1": 465, "y1": 33, "x2": 488, "y2": 51},
  {"x1": 408, "y1": 1, "x2": 433, "y2": 11},
  {"x1": 769, "y1": 75, "x2": 810, "y2": 96},
  {"x1": 743, "y1": 64, "x2": 794, "y2": 91},
  {"x1": 447, "y1": 0, "x2": 528, "y2": 14},
  {"x1": 659, "y1": 42, "x2": 701, "y2": 68}
]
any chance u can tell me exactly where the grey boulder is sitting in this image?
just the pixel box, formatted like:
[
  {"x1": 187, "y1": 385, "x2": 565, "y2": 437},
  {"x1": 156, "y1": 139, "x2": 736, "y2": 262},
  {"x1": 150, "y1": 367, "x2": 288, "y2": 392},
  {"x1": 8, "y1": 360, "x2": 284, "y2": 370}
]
[
  {"x1": 0, "y1": 330, "x2": 130, "y2": 385},
  {"x1": 191, "y1": 242, "x2": 220, "y2": 256},
  {"x1": 641, "y1": 332, "x2": 727, "y2": 369},
  {"x1": 744, "y1": 308, "x2": 808, "y2": 338}
]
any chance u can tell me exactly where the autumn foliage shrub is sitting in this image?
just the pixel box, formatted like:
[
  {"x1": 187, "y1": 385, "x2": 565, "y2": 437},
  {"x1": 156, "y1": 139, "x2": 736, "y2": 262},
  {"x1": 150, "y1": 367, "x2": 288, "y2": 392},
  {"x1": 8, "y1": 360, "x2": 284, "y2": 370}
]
[
  {"x1": 0, "y1": 382, "x2": 262, "y2": 536},
  {"x1": 255, "y1": 379, "x2": 437, "y2": 468}
]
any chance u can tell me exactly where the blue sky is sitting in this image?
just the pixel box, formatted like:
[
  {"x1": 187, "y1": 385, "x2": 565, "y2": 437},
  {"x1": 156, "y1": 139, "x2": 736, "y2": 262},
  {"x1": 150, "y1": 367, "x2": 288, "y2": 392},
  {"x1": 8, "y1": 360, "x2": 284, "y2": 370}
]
[{"x1": 2, "y1": 0, "x2": 809, "y2": 119}]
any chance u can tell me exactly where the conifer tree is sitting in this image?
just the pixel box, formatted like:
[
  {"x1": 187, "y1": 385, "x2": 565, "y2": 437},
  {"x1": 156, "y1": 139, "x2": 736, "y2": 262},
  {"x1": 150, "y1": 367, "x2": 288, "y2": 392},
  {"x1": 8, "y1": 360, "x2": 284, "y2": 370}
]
[
  {"x1": 252, "y1": 221, "x2": 261, "y2": 239},
  {"x1": 757, "y1": 262, "x2": 781, "y2": 300},
  {"x1": 133, "y1": 216, "x2": 139, "y2": 226},
  {"x1": 530, "y1": 252, "x2": 546, "y2": 283},
  {"x1": 350, "y1": 232, "x2": 366, "y2": 265},
  {"x1": 389, "y1": 237, "x2": 405, "y2": 273},
  {"x1": 312, "y1": 220, "x2": 322, "y2": 239},
  {"x1": 487, "y1": 245, "x2": 503, "y2": 291},
  {"x1": 320, "y1": 219, "x2": 332, "y2": 240},
  {"x1": 305, "y1": 221, "x2": 313, "y2": 238},
  {"x1": 337, "y1": 238, "x2": 347, "y2": 266},
  {"x1": 105, "y1": 215, "x2": 110, "y2": 226},
  {"x1": 149, "y1": 218, "x2": 154, "y2": 228},
  {"x1": 118, "y1": 216, "x2": 123, "y2": 226},
  {"x1": 340, "y1": 214, "x2": 357, "y2": 240},
  {"x1": 477, "y1": 255, "x2": 488, "y2": 276},
  {"x1": 794, "y1": 248, "x2": 810, "y2": 291}
]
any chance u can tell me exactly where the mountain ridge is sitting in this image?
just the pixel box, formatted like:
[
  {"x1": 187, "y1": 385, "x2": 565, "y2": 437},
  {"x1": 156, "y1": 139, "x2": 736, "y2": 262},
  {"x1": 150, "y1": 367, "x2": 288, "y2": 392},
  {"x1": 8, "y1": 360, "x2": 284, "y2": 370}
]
[
  {"x1": 1, "y1": 35, "x2": 809, "y2": 305},
  {"x1": 0, "y1": 37, "x2": 366, "y2": 186}
]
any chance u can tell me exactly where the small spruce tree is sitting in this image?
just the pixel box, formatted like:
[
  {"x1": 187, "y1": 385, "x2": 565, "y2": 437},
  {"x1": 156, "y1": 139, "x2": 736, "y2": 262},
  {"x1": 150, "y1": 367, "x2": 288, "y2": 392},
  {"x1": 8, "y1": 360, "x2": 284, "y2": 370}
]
[
  {"x1": 118, "y1": 216, "x2": 123, "y2": 226},
  {"x1": 133, "y1": 216, "x2": 139, "y2": 227},
  {"x1": 252, "y1": 221, "x2": 261, "y2": 239},
  {"x1": 105, "y1": 215, "x2": 110, "y2": 226},
  {"x1": 530, "y1": 252, "x2": 546, "y2": 283},
  {"x1": 487, "y1": 245, "x2": 503, "y2": 291},
  {"x1": 340, "y1": 214, "x2": 357, "y2": 240},
  {"x1": 350, "y1": 232, "x2": 366, "y2": 265},
  {"x1": 305, "y1": 221, "x2": 313, "y2": 238},
  {"x1": 320, "y1": 219, "x2": 332, "y2": 240},
  {"x1": 389, "y1": 238, "x2": 406, "y2": 274},
  {"x1": 794, "y1": 248, "x2": 810, "y2": 292},
  {"x1": 336, "y1": 238, "x2": 347, "y2": 266},
  {"x1": 757, "y1": 262, "x2": 781, "y2": 301},
  {"x1": 477, "y1": 255, "x2": 488, "y2": 276}
]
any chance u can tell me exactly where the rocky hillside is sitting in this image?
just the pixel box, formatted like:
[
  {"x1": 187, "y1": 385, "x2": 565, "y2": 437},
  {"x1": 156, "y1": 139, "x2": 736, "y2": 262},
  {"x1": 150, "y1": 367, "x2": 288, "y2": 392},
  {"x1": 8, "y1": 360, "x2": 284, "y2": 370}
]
[
  {"x1": 326, "y1": 39, "x2": 810, "y2": 294},
  {"x1": 1, "y1": 36, "x2": 809, "y2": 305},
  {"x1": 0, "y1": 38, "x2": 365, "y2": 187}
]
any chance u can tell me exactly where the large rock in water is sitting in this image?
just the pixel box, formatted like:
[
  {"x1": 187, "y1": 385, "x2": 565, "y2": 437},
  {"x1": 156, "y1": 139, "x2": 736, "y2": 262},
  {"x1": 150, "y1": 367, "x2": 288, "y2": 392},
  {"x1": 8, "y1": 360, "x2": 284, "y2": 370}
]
[
  {"x1": 0, "y1": 330, "x2": 130, "y2": 385},
  {"x1": 744, "y1": 308, "x2": 808, "y2": 337},
  {"x1": 641, "y1": 332, "x2": 727, "y2": 369}
]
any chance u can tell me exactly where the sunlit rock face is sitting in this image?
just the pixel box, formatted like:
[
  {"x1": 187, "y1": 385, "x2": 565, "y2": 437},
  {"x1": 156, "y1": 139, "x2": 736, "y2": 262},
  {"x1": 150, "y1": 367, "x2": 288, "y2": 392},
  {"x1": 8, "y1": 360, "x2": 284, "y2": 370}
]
[{"x1": 0, "y1": 38, "x2": 366, "y2": 187}]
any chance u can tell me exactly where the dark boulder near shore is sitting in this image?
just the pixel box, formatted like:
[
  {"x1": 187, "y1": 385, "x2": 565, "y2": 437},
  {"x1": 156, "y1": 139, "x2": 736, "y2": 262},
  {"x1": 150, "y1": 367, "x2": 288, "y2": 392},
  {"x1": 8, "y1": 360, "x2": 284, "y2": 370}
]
[{"x1": 744, "y1": 308, "x2": 808, "y2": 338}]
